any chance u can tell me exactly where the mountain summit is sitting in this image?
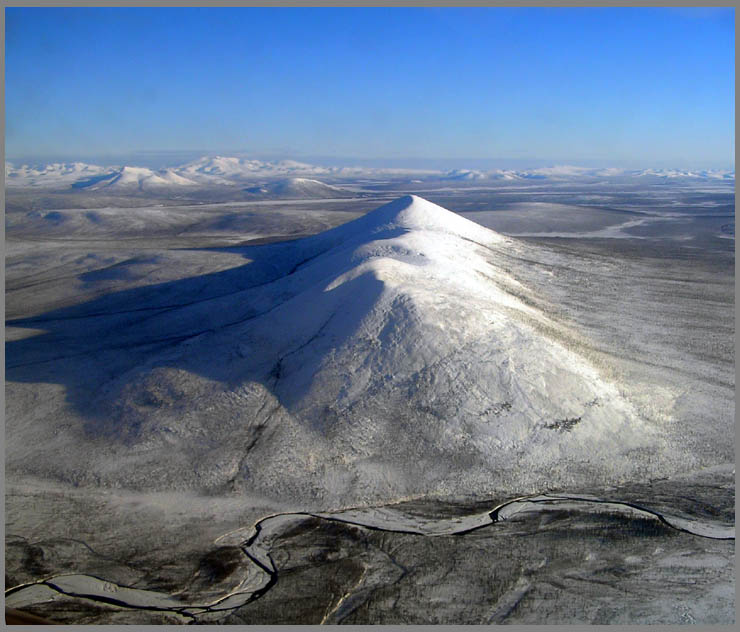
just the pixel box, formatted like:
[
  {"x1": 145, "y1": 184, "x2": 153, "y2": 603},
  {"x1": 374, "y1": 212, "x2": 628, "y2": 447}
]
[{"x1": 347, "y1": 193, "x2": 502, "y2": 235}]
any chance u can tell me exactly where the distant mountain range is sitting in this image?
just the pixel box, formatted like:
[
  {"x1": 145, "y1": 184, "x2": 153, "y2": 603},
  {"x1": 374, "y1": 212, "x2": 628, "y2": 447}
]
[
  {"x1": 72, "y1": 166, "x2": 199, "y2": 191},
  {"x1": 4, "y1": 156, "x2": 735, "y2": 189},
  {"x1": 440, "y1": 165, "x2": 736, "y2": 181}
]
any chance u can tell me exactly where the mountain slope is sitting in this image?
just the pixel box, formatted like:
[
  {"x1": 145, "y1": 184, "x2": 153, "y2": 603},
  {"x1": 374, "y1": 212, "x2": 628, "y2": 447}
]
[{"x1": 6, "y1": 196, "x2": 665, "y2": 506}]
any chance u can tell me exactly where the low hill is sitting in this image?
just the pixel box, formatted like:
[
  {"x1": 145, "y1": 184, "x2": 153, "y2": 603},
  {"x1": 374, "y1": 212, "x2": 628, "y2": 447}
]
[{"x1": 244, "y1": 177, "x2": 356, "y2": 199}]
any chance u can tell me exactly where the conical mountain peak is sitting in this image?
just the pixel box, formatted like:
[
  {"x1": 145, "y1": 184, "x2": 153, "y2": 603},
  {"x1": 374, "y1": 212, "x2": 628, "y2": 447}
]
[
  {"x1": 364, "y1": 194, "x2": 465, "y2": 230},
  {"x1": 308, "y1": 194, "x2": 508, "y2": 253}
]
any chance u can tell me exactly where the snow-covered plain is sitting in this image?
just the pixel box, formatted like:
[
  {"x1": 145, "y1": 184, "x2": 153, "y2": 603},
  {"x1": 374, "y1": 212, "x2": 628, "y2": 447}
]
[{"x1": 4, "y1": 182, "x2": 734, "y2": 623}]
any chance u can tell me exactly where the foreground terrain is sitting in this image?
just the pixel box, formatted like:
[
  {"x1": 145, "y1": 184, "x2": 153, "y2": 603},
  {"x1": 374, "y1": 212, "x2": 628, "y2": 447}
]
[{"x1": 4, "y1": 172, "x2": 734, "y2": 623}]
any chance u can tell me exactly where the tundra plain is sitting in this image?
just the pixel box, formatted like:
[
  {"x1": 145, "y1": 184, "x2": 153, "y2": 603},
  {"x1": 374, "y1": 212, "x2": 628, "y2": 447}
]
[{"x1": 4, "y1": 170, "x2": 735, "y2": 624}]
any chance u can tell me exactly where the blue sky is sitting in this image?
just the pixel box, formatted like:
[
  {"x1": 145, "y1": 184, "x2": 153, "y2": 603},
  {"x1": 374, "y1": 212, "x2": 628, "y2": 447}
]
[{"x1": 5, "y1": 7, "x2": 735, "y2": 169}]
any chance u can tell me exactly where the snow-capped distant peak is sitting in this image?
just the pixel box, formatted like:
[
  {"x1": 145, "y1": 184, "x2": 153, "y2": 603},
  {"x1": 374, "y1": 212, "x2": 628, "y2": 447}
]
[
  {"x1": 69, "y1": 165, "x2": 199, "y2": 190},
  {"x1": 442, "y1": 169, "x2": 489, "y2": 181},
  {"x1": 158, "y1": 169, "x2": 198, "y2": 185},
  {"x1": 286, "y1": 177, "x2": 320, "y2": 184},
  {"x1": 113, "y1": 166, "x2": 156, "y2": 183}
]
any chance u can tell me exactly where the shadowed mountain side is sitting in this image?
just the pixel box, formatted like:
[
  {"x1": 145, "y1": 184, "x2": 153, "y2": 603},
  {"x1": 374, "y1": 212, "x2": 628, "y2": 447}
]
[{"x1": 6, "y1": 196, "x2": 668, "y2": 505}]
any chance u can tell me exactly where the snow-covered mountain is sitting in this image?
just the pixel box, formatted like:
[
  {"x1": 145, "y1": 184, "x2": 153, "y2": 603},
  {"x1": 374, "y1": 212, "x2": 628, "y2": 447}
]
[
  {"x1": 7, "y1": 195, "x2": 665, "y2": 506},
  {"x1": 73, "y1": 166, "x2": 198, "y2": 190},
  {"x1": 178, "y1": 156, "x2": 437, "y2": 182},
  {"x1": 441, "y1": 169, "x2": 490, "y2": 181},
  {"x1": 244, "y1": 177, "x2": 356, "y2": 198},
  {"x1": 442, "y1": 168, "x2": 524, "y2": 181},
  {"x1": 4, "y1": 162, "x2": 115, "y2": 187},
  {"x1": 178, "y1": 156, "x2": 337, "y2": 182}
]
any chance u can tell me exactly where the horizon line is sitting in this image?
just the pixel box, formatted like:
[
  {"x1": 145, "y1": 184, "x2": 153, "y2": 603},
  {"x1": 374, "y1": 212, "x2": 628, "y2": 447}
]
[{"x1": 4, "y1": 152, "x2": 735, "y2": 172}]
